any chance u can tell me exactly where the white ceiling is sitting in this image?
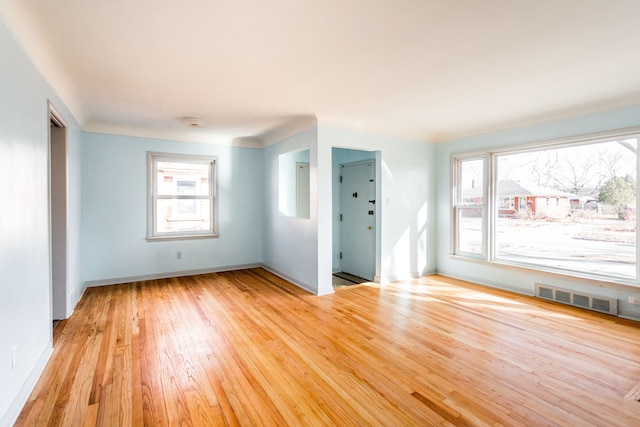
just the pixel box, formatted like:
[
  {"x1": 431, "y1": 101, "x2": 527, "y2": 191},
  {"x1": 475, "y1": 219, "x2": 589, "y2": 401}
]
[{"x1": 2, "y1": 0, "x2": 640, "y2": 145}]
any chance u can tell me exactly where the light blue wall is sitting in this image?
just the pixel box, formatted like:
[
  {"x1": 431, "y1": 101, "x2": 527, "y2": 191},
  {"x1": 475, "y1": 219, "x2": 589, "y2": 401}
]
[
  {"x1": 0, "y1": 16, "x2": 83, "y2": 426},
  {"x1": 319, "y1": 128, "x2": 437, "y2": 283},
  {"x1": 81, "y1": 133, "x2": 263, "y2": 283},
  {"x1": 332, "y1": 148, "x2": 377, "y2": 271},
  {"x1": 435, "y1": 105, "x2": 640, "y2": 320},
  {"x1": 262, "y1": 128, "x2": 321, "y2": 293}
]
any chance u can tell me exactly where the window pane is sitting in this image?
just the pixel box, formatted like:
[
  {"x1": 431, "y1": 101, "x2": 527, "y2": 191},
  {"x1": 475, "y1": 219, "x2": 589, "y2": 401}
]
[
  {"x1": 458, "y1": 208, "x2": 483, "y2": 254},
  {"x1": 457, "y1": 158, "x2": 484, "y2": 256},
  {"x1": 177, "y1": 199, "x2": 197, "y2": 214},
  {"x1": 495, "y1": 138, "x2": 637, "y2": 279},
  {"x1": 176, "y1": 180, "x2": 197, "y2": 214},
  {"x1": 156, "y1": 161, "x2": 210, "y2": 196},
  {"x1": 460, "y1": 159, "x2": 484, "y2": 205},
  {"x1": 156, "y1": 199, "x2": 211, "y2": 233}
]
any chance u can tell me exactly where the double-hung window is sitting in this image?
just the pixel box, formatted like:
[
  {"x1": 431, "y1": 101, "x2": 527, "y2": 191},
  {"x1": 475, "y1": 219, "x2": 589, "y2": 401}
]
[
  {"x1": 452, "y1": 129, "x2": 639, "y2": 283},
  {"x1": 147, "y1": 152, "x2": 218, "y2": 240},
  {"x1": 453, "y1": 156, "x2": 487, "y2": 257}
]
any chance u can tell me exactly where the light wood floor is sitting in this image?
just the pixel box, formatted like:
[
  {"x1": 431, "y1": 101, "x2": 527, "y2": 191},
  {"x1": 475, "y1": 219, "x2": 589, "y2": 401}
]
[{"x1": 16, "y1": 268, "x2": 640, "y2": 426}]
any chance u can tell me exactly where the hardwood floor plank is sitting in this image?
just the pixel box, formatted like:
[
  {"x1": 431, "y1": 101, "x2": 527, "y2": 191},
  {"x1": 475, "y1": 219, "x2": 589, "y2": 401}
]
[
  {"x1": 82, "y1": 404, "x2": 98, "y2": 427},
  {"x1": 16, "y1": 269, "x2": 640, "y2": 426},
  {"x1": 129, "y1": 283, "x2": 144, "y2": 427},
  {"x1": 97, "y1": 345, "x2": 133, "y2": 426},
  {"x1": 138, "y1": 283, "x2": 168, "y2": 426},
  {"x1": 88, "y1": 286, "x2": 117, "y2": 406},
  {"x1": 60, "y1": 329, "x2": 104, "y2": 426}
]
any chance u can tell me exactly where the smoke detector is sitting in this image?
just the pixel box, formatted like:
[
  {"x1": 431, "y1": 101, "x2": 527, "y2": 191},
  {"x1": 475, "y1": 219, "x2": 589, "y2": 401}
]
[{"x1": 182, "y1": 116, "x2": 205, "y2": 128}]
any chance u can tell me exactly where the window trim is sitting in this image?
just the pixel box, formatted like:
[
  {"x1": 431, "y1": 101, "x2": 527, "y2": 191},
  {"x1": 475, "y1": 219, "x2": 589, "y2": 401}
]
[
  {"x1": 146, "y1": 152, "x2": 219, "y2": 241},
  {"x1": 451, "y1": 127, "x2": 640, "y2": 286}
]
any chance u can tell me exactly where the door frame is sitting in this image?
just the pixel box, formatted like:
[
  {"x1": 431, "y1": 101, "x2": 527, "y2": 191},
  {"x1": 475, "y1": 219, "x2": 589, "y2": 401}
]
[
  {"x1": 48, "y1": 101, "x2": 68, "y2": 322},
  {"x1": 339, "y1": 159, "x2": 376, "y2": 280}
]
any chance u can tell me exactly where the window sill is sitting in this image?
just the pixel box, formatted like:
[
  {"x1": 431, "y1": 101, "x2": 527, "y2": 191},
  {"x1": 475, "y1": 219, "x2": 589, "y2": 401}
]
[
  {"x1": 146, "y1": 233, "x2": 220, "y2": 242},
  {"x1": 449, "y1": 254, "x2": 640, "y2": 292}
]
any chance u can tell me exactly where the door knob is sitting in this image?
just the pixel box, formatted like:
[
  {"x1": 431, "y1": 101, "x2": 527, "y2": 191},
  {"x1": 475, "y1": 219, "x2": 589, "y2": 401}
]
[{"x1": 367, "y1": 226, "x2": 373, "y2": 230}]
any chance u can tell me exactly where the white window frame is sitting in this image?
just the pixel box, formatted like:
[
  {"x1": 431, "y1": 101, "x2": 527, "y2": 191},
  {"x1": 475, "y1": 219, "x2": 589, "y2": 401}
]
[
  {"x1": 452, "y1": 128, "x2": 640, "y2": 285},
  {"x1": 452, "y1": 154, "x2": 489, "y2": 259},
  {"x1": 147, "y1": 152, "x2": 219, "y2": 241}
]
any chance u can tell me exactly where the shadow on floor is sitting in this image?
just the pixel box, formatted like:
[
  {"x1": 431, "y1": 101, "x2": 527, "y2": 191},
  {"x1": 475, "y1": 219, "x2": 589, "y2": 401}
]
[{"x1": 332, "y1": 272, "x2": 368, "y2": 288}]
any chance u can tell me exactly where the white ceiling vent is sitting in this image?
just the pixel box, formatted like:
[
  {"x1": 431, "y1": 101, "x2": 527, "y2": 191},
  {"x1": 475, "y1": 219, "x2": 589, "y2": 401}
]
[{"x1": 534, "y1": 283, "x2": 618, "y2": 316}]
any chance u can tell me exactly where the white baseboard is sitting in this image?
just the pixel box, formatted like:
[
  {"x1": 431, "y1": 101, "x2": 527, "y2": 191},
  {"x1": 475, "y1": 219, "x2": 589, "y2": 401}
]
[
  {"x1": 436, "y1": 269, "x2": 532, "y2": 297},
  {"x1": 84, "y1": 263, "x2": 337, "y2": 296},
  {"x1": 260, "y1": 265, "x2": 321, "y2": 295},
  {"x1": 0, "y1": 343, "x2": 53, "y2": 427},
  {"x1": 618, "y1": 311, "x2": 640, "y2": 322},
  {"x1": 84, "y1": 263, "x2": 262, "y2": 288}
]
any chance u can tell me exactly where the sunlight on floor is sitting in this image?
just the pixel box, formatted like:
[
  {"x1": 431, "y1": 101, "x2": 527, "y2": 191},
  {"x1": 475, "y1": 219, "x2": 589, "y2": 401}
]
[{"x1": 359, "y1": 276, "x2": 587, "y2": 321}]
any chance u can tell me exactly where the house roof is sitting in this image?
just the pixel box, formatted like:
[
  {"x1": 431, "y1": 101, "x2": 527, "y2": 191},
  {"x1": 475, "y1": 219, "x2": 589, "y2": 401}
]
[
  {"x1": 465, "y1": 179, "x2": 573, "y2": 198},
  {"x1": 497, "y1": 180, "x2": 572, "y2": 197},
  {"x1": 2, "y1": 1, "x2": 640, "y2": 146}
]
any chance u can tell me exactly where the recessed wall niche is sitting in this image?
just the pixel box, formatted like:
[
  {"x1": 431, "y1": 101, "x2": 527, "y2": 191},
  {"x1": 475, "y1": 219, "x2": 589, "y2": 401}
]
[{"x1": 278, "y1": 149, "x2": 310, "y2": 219}]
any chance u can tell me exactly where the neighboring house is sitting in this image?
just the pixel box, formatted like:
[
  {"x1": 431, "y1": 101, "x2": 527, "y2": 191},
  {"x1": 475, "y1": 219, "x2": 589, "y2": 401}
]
[{"x1": 464, "y1": 179, "x2": 572, "y2": 218}]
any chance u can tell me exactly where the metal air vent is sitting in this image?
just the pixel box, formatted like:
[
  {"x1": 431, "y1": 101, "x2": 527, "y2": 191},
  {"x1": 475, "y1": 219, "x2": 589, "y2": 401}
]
[{"x1": 534, "y1": 283, "x2": 618, "y2": 316}]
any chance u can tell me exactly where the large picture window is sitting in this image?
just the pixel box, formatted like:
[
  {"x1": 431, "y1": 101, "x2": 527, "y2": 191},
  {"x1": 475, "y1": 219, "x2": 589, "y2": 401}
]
[
  {"x1": 453, "y1": 130, "x2": 639, "y2": 282},
  {"x1": 147, "y1": 152, "x2": 218, "y2": 240}
]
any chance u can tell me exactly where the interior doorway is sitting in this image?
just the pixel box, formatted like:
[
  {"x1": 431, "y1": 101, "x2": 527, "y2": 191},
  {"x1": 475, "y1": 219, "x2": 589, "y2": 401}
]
[{"x1": 49, "y1": 104, "x2": 68, "y2": 321}]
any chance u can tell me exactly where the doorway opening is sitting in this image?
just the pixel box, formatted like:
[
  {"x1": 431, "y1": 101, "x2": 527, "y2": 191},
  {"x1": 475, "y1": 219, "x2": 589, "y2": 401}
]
[
  {"x1": 332, "y1": 148, "x2": 379, "y2": 287},
  {"x1": 49, "y1": 104, "x2": 68, "y2": 322}
]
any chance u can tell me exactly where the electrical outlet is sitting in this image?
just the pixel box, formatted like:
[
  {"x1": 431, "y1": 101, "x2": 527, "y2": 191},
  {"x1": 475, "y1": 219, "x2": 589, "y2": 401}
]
[
  {"x1": 176, "y1": 251, "x2": 182, "y2": 260},
  {"x1": 12, "y1": 345, "x2": 18, "y2": 370},
  {"x1": 629, "y1": 296, "x2": 640, "y2": 305}
]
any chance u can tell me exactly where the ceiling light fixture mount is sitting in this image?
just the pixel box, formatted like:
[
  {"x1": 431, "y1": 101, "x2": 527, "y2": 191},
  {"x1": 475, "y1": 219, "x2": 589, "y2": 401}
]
[{"x1": 182, "y1": 116, "x2": 204, "y2": 128}]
